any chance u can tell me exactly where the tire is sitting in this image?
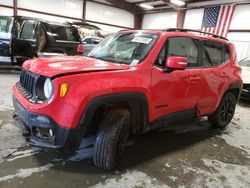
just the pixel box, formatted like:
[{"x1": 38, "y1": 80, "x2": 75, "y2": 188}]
[
  {"x1": 208, "y1": 92, "x2": 237, "y2": 129},
  {"x1": 93, "y1": 108, "x2": 131, "y2": 171}
]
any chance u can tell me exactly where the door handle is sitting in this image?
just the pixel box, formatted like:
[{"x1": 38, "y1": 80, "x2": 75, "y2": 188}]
[
  {"x1": 188, "y1": 76, "x2": 201, "y2": 81},
  {"x1": 186, "y1": 76, "x2": 201, "y2": 84}
]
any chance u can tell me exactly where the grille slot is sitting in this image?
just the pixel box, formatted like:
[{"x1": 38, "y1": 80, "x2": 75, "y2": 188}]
[{"x1": 19, "y1": 69, "x2": 37, "y2": 96}]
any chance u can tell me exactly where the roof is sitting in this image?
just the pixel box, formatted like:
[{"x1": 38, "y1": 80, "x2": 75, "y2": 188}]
[
  {"x1": 119, "y1": 28, "x2": 230, "y2": 43},
  {"x1": 120, "y1": 28, "x2": 228, "y2": 41}
]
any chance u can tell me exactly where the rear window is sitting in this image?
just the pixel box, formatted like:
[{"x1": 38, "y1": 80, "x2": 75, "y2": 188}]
[
  {"x1": 49, "y1": 25, "x2": 79, "y2": 42},
  {"x1": 0, "y1": 17, "x2": 12, "y2": 38}
]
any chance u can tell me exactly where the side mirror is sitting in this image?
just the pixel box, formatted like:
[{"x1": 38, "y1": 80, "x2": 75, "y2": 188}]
[{"x1": 165, "y1": 56, "x2": 188, "y2": 70}]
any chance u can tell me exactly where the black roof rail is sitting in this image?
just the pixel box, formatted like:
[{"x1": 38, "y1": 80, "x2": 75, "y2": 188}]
[{"x1": 164, "y1": 28, "x2": 228, "y2": 41}]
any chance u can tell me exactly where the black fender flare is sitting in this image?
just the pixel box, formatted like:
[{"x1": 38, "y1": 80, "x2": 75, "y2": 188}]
[
  {"x1": 78, "y1": 92, "x2": 150, "y2": 138},
  {"x1": 229, "y1": 82, "x2": 242, "y2": 90},
  {"x1": 225, "y1": 82, "x2": 242, "y2": 101}
]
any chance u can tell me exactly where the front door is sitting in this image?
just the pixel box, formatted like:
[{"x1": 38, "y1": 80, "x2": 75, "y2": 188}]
[
  {"x1": 151, "y1": 36, "x2": 205, "y2": 120},
  {"x1": 13, "y1": 20, "x2": 38, "y2": 63}
]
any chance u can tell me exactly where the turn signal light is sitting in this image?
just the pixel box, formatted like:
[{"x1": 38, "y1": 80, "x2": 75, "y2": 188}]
[{"x1": 60, "y1": 83, "x2": 68, "y2": 97}]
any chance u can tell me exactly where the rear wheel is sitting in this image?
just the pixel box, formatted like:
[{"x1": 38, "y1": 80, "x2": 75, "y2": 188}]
[
  {"x1": 208, "y1": 92, "x2": 237, "y2": 129},
  {"x1": 93, "y1": 108, "x2": 131, "y2": 171}
]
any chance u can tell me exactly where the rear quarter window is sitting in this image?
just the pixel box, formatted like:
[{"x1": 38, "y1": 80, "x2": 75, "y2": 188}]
[
  {"x1": 203, "y1": 40, "x2": 222, "y2": 67},
  {"x1": 49, "y1": 25, "x2": 79, "y2": 42}
]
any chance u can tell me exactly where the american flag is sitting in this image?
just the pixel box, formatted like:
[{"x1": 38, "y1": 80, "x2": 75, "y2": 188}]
[{"x1": 201, "y1": 4, "x2": 236, "y2": 37}]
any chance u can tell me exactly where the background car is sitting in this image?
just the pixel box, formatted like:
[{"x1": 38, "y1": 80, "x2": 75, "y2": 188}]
[
  {"x1": 0, "y1": 15, "x2": 19, "y2": 65},
  {"x1": 0, "y1": 16, "x2": 83, "y2": 66},
  {"x1": 81, "y1": 36, "x2": 103, "y2": 55},
  {"x1": 239, "y1": 57, "x2": 250, "y2": 101}
]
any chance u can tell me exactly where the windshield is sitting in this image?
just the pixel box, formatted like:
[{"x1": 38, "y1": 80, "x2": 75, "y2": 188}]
[
  {"x1": 88, "y1": 32, "x2": 158, "y2": 65},
  {"x1": 0, "y1": 17, "x2": 12, "y2": 39},
  {"x1": 240, "y1": 59, "x2": 250, "y2": 67}
]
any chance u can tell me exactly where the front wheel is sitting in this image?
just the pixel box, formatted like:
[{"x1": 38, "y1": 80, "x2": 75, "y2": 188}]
[
  {"x1": 208, "y1": 92, "x2": 237, "y2": 129},
  {"x1": 93, "y1": 108, "x2": 131, "y2": 171}
]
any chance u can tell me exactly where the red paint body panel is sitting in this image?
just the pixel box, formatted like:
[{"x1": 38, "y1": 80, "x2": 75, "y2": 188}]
[
  {"x1": 22, "y1": 56, "x2": 130, "y2": 77},
  {"x1": 13, "y1": 30, "x2": 243, "y2": 130}
]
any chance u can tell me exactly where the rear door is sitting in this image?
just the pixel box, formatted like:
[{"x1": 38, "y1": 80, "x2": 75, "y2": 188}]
[
  {"x1": 0, "y1": 16, "x2": 13, "y2": 65},
  {"x1": 13, "y1": 20, "x2": 38, "y2": 60},
  {"x1": 198, "y1": 40, "x2": 229, "y2": 115}
]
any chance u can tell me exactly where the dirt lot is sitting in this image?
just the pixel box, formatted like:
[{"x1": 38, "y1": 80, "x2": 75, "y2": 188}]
[{"x1": 0, "y1": 72, "x2": 250, "y2": 188}]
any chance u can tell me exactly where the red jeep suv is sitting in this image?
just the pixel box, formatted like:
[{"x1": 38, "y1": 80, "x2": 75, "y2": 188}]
[{"x1": 13, "y1": 28, "x2": 242, "y2": 170}]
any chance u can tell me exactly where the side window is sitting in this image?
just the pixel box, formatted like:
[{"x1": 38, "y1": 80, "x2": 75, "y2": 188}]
[
  {"x1": 203, "y1": 40, "x2": 222, "y2": 66},
  {"x1": 167, "y1": 37, "x2": 200, "y2": 68},
  {"x1": 0, "y1": 17, "x2": 12, "y2": 34},
  {"x1": 224, "y1": 45, "x2": 230, "y2": 62},
  {"x1": 20, "y1": 21, "x2": 37, "y2": 40},
  {"x1": 65, "y1": 27, "x2": 78, "y2": 41},
  {"x1": 50, "y1": 25, "x2": 78, "y2": 41},
  {"x1": 155, "y1": 44, "x2": 166, "y2": 67}
]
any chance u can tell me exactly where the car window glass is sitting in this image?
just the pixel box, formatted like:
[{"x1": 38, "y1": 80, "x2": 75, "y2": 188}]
[
  {"x1": 50, "y1": 25, "x2": 78, "y2": 41},
  {"x1": 155, "y1": 44, "x2": 166, "y2": 67},
  {"x1": 93, "y1": 39, "x2": 101, "y2": 44},
  {"x1": 224, "y1": 45, "x2": 230, "y2": 62},
  {"x1": 0, "y1": 17, "x2": 12, "y2": 38},
  {"x1": 66, "y1": 28, "x2": 77, "y2": 41},
  {"x1": 203, "y1": 40, "x2": 222, "y2": 66},
  {"x1": 88, "y1": 33, "x2": 158, "y2": 65},
  {"x1": 20, "y1": 21, "x2": 37, "y2": 40},
  {"x1": 167, "y1": 37, "x2": 199, "y2": 67},
  {"x1": 82, "y1": 38, "x2": 92, "y2": 44}
]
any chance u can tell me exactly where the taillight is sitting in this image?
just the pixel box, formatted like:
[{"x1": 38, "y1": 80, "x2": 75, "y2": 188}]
[{"x1": 77, "y1": 44, "x2": 84, "y2": 53}]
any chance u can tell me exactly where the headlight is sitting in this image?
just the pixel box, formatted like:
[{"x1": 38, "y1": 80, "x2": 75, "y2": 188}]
[{"x1": 44, "y1": 78, "x2": 53, "y2": 99}]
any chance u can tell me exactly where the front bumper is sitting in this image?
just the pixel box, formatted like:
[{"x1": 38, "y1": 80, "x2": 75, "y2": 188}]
[
  {"x1": 241, "y1": 84, "x2": 250, "y2": 101},
  {"x1": 13, "y1": 95, "x2": 82, "y2": 149}
]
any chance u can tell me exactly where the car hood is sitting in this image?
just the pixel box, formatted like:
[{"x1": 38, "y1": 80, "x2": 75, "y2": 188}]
[
  {"x1": 23, "y1": 56, "x2": 130, "y2": 77},
  {"x1": 241, "y1": 66, "x2": 250, "y2": 84}
]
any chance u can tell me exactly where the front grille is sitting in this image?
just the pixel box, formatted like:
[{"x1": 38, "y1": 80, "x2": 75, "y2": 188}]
[
  {"x1": 20, "y1": 69, "x2": 36, "y2": 95},
  {"x1": 18, "y1": 69, "x2": 40, "y2": 102},
  {"x1": 17, "y1": 82, "x2": 33, "y2": 99}
]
